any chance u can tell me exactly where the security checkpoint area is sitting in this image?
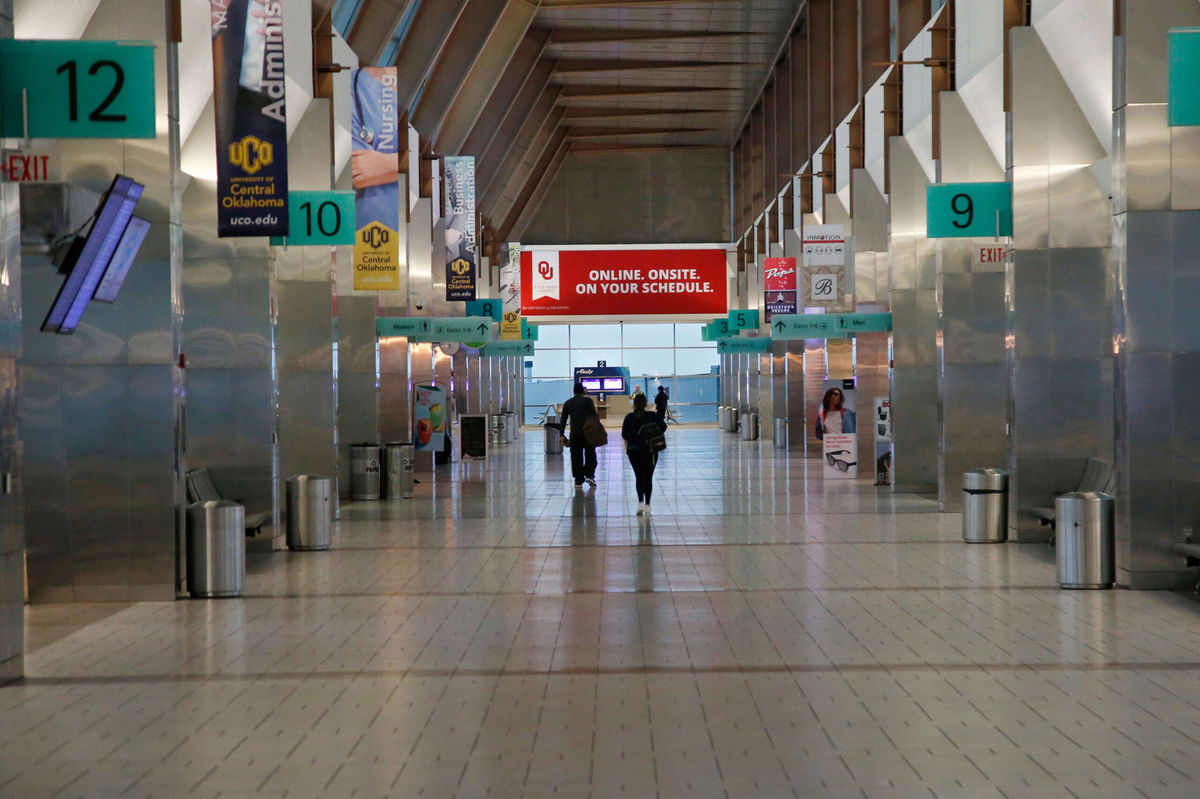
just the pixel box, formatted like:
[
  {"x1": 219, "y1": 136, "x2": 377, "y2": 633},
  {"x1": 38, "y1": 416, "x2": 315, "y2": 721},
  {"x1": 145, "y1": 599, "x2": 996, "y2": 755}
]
[{"x1": 5, "y1": 0, "x2": 1200, "y2": 797}]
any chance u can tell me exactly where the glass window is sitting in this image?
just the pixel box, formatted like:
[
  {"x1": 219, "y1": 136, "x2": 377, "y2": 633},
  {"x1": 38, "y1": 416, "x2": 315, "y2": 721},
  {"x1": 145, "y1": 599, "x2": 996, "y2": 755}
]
[
  {"x1": 570, "y1": 349, "x2": 622, "y2": 371},
  {"x1": 674, "y1": 323, "x2": 707, "y2": 346},
  {"x1": 676, "y1": 347, "x2": 719, "y2": 375},
  {"x1": 625, "y1": 348, "x2": 675, "y2": 377},
  {"x1": 530, "y1": 349, "x2": 569, "y2": 378},
  {"x1": 570, "y1": 324, "x2": 621, "y2": 348},
  {"x1": 537, "y1": 323, "x2": 570, "y2": 349},
  {"x1": 622, "y1": 323, "x2": 671, "y2": 346},
  {"x1": 331, "y1": 0, "x2": 366, "y2": 36}
]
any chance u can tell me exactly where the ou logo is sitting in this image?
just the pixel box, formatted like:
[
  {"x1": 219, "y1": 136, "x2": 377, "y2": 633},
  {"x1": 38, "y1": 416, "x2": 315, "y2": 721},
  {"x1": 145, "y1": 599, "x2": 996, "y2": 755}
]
[
  {"x1": 537, "y1": 260, "x2": 554, "y2": 280},
  {"x1": 228, "y1": 135, "x2": 274, "y2": 175},
  {"x1": 362, "y1": 226, "x2": 390, "y2": 248}
]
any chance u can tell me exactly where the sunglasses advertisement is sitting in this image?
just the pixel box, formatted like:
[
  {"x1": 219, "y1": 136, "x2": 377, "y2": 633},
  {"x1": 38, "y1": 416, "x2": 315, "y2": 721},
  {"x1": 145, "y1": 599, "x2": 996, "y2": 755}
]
[{"x1": 820, "y1": 379, "x2": 858, "y2": 480}]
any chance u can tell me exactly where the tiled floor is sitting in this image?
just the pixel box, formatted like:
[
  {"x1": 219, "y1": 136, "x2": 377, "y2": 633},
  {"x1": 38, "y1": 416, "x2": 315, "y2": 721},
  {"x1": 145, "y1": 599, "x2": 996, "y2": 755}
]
[{"x1": 6, "y1": 428, "x2": 1200, "y2": 798}]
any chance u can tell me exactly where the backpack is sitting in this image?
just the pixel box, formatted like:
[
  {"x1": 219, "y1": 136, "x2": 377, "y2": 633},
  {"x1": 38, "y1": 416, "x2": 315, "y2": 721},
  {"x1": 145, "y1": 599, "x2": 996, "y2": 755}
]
[
  {"x1": 637, "y1": 418, "x2": 666, "y2": 452},
  {"x1": 581, "y1": 413, "x2": 608, "y2": 447}
]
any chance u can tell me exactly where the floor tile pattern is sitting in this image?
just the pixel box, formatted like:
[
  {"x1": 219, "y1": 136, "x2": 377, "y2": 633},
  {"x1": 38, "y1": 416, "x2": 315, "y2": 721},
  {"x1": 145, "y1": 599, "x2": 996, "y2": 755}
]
[{"x1": 5, "y1": 429, "x2": 1200, "y2": 798}]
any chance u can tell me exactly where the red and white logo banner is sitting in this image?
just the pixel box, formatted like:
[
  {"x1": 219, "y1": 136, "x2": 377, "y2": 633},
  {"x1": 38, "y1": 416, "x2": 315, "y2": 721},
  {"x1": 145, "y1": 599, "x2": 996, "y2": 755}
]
[{"x1": 520, "y1": 248, "x2": 728, "y2": 316}]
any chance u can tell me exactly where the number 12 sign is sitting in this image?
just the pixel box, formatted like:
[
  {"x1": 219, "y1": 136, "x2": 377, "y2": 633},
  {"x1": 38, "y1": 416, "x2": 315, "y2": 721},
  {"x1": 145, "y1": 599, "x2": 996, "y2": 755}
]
[
  {"x1": 0, "y1": 40, "x2": 155, "y2": 139},
  {"x1": 926, "y1": 182, "x2": 1013, "y2": 238}
]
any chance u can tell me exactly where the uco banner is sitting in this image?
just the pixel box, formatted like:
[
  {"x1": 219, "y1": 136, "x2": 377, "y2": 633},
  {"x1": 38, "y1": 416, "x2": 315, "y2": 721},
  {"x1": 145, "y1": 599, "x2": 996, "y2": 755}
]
[
  {"x1": 444, "y1": 156, "x2": 477, "y2": 301},
  {"x1": 763, "y1": 256, "x2": 797, "y2": 322},
  {"x1": 349, "y1": 67, "x2": 401, "y2": 290},
  {"x1": 520, "y1": 247, "x2": 728, "y2": 316},
  {"x1": 211, "y1": 0, "x2": 289, "y2": 237}
]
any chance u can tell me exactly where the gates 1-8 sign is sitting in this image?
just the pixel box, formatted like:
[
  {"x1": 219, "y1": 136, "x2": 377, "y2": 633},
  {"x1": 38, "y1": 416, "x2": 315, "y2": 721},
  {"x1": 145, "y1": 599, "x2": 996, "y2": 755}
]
[
  {"x1": 926, "y1": 182, "x2": 1013, "y2": 238},
  {"x1": 0, "y1": 40, "x2": 156, "y2": 139}
]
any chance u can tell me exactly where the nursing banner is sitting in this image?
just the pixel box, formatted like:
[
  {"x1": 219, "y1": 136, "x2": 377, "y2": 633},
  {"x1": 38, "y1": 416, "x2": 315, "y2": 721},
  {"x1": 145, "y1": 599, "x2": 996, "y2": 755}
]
[
  {"x1": 414, "y1": 385, "x2": 446, "y2": 452},
  {"x1": 211, "y1": 0, "x2": 289, "y2": 237},
  {"x1": 349, "y1": 66, "x2": 401, "y2": 290},
  {"x1": 520, "y1": 247, "x2": 727, "y2": 316},
  {"x1": 443, "y1": 156, "x2": 477, "y2": 301},
  {"x1": 763, "y1": 256, "x2": 797, "y2": 322}
]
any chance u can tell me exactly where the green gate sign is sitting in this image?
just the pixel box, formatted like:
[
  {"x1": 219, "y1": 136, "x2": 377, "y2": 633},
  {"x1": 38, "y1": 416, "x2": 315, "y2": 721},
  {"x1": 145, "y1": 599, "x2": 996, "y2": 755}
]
[
  {"x1": 465, "y1": 299, "x2": 503, "y2": 321},
  {"x1": 481, "y1": 341, "x2": 533, "y2": 357},
  {"x1": 274, "y1": 192, "x2": 355, "y2": 246},
  {"x1": 717, "y1": 337, "x2": 772, "y2": 354},
  {"x1": 728, "y1": 309, "x2": 760, "y2": 331},
  {"x1": 926, "y1": 182, "x2": 1012, "y2": 238},
  {"x1": 0, "y1": 40, "x2": 156, "y2": 138},
  {"x1": 770, "y1": 315, "x2": 843, "y2": 339},
  {"x1": 376, "y1": 317, "x2": 432, "y2": 337},
  {"x1": 432, "y1": 316, "x2": 494, "y2": 342}
]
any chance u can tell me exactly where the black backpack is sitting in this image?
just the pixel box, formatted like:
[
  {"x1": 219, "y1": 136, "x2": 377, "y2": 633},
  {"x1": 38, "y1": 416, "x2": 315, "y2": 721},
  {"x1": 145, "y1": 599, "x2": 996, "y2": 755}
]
[{"x1": 637, "y1": 418, "x2": 666, "y2": 452}]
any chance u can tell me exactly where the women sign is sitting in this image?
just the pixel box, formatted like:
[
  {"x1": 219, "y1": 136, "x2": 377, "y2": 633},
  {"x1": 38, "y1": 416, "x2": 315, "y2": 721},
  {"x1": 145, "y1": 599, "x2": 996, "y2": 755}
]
[{"x1": 520, "y1": 246, "x2": 728, "y2": 316}]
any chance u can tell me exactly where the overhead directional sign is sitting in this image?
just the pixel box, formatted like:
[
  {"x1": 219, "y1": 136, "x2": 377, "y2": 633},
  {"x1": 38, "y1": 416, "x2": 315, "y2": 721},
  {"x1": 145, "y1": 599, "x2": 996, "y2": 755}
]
[
  {"x1": 717, "y1": 337, "x2": 773, "y2": 354},
  {"x1": 432, "y1": 316, "x2": 494, "y2": 342},
  {"x1": 466, "y1": 298, "x2": 503, "y2": 321},
  {"x1": 0, "y1": 40, "x2": 156, "y2": 138},
  {"x1": 482, "y1": 340, "x2": 534, "y2": 357},
  {"x1": 702, "y1": 317, "x2": 731, "y2": 341},
  {"x1": 273, "y1": 191, "x2": 355, "y2": 246},
  {"x1": 771, "y1": 314, "x2": 843, "y2": 339},
  {"x1": 927, "y1": 182, "x2": 1012, "y2": 238},
  {"x1": 376, "y1": 317, "x2": 432, "y2": 337},
  {"x1": 522, "y1": 320, "x2": 539, "y2": 341},
  {"x1": 835, "y1": 312, "x2": 892, "y2": 333},
  {"x1": 728, "y1": 309, "x2": 760, "y2": 331}
]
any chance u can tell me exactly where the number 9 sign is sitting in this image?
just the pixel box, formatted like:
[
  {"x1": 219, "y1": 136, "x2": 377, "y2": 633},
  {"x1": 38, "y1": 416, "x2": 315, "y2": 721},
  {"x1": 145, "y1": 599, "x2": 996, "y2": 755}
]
[{"x1": 926, "y1": 182, "x2": 1012, "y2": 238}]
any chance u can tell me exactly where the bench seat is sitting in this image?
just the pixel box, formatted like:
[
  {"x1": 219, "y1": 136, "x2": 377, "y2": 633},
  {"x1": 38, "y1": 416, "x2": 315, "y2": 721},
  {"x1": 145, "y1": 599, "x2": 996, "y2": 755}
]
[
  {"x1": 1037, "y1": 458, "x2": 1114, "y2": 530},
  {"x1": 186, "y1": 468, "x2": 271, "y2": 535}
]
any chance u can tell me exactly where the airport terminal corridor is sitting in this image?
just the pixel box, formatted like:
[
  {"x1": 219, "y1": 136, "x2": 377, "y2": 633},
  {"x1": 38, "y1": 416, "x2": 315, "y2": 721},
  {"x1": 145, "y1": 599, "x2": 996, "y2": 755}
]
[{"x1": 5, "y1": 430, "x2": 1200, "y2": 798}]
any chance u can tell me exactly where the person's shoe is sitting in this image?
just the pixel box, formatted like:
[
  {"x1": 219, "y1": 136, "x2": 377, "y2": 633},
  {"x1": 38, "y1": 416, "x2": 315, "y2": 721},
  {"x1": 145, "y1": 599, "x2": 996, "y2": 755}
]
[
  {"x1": 574, "y1": 483, "x2": 584, "y2": 491},
  {"x1": 642, "y1": 506, "x2": 652, "y2": 517},
  {"x1": 635, "y1": 504, "x2": 644, "y2": 516},
  {"x1": 585, "y1": 477, "x2": 597, "y2": 488}
]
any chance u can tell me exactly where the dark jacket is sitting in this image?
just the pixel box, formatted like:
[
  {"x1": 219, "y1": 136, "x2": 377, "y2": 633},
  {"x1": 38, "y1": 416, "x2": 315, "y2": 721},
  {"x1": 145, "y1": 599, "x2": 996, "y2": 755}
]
[
  {"x1": 654, "y1": 390, "x2": 668, "y2": 416},
  {"x1": 557, "y1": 395, "x2": 597, "y2": 439},
  {"x1": 622, "y1": 410, "x2": 666, "y2": 453}
]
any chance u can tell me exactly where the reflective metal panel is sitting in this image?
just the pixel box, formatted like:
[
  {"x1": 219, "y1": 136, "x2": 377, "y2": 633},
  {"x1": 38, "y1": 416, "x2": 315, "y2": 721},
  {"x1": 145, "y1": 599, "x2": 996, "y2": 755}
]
[
  {"x1": 337, "y1": 296, "x2": 380, "y2": 497},
  {"x1": 276, "y1": 280, "x2": 337, "y2": 492}
]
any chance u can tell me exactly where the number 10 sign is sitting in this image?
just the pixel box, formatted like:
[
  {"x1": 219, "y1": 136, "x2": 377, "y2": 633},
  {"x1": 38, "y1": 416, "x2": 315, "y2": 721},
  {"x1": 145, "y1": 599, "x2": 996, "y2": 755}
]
[{"x1": 926, "y1": 182, "x2": 1012, "y2": 238}]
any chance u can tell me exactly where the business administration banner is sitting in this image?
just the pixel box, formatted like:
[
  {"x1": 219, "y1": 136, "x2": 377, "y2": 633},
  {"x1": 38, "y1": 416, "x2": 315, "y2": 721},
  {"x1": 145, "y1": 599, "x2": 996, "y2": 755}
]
[
  {"x1": 520, "y1": 247, "x2": 727, "y2": 316},
  {"x1": 349, "y1": 66, "x2": 401, "y2": 290},
  {"x1": 443, "y1": 156, "x2": 477, "y2": 301},
  {"x1": 763, "y1": 256, "x2": 797, "y2": 322},
  {"x1": 211, "y1": 0, "x2": 289, "y2": 237}
]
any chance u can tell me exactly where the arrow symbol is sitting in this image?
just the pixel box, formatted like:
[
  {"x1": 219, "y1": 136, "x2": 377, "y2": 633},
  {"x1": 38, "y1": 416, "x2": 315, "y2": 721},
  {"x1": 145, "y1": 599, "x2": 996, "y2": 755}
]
[
  {"x1": 477, "y1": 323, "x2": 489, "y2": 334},
  {"x1": 773, "y1": 321, "x2": 784, "y2": 332},
  {"x1": 421, "y1": 321, "x2": 429, "y2": 331},
  {"x1": 524, "y1": 344, "x2": 533, "y2": 352}
]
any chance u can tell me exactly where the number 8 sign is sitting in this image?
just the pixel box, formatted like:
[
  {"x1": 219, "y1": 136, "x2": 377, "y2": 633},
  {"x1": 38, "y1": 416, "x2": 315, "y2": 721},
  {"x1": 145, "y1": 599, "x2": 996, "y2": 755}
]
[{"x1": 926, "y1": 182, "x2": 1013, "y2": 238}]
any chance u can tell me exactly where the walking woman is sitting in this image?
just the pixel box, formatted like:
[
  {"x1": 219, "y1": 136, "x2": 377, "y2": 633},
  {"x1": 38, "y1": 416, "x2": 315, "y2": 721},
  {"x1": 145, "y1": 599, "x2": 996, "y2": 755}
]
[{"x1": 622, "y1": 393, "x2": 667, "y2": 516}]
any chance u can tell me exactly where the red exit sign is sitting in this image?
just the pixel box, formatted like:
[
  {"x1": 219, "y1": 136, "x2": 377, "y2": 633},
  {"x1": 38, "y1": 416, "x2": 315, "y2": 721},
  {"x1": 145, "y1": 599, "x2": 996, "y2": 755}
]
[
  {"x1": 0, "y1": 151, "x2": 52, "y2": 182},
  {"x1": 976, "y1": 245, "x2": 1008, "y2": 265}
]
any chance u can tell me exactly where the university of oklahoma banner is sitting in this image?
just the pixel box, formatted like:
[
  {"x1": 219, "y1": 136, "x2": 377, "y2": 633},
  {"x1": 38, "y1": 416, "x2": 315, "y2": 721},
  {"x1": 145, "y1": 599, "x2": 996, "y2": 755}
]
[
  {"x1": 520, "y1": 247, "x2": 727, "y2": 316},
  {"x1": 763, "y1": 257, "x2": 797, "y2": 322},
  {"x1": 443, "y1": 156, "x2": 477, "y2": 301},
  {"x1": 349, "y1": 67, "x2": 401, "y2": 290},
  {"x1": 211, "y1": 0, "x2": 289, "y2": 237}
]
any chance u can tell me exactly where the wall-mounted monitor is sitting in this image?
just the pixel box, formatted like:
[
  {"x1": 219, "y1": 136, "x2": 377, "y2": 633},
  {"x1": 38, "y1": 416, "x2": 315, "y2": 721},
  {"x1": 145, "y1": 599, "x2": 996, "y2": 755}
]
[
  {"x1": 43, "y1": 174, "x2": 145, "y2": 334},
  {"x1": 601, "y1": 377, "x2": 625, "y2": 392},
  {"x1": 93, "y1": 216, "x2": 150, "y2": 302},
  {"x1": 580, "y1": 378, "x2": 602, "y2": 392}
]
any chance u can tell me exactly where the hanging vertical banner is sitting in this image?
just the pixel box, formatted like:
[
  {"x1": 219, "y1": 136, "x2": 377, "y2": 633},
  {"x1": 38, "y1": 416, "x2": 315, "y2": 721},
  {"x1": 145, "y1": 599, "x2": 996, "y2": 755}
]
[
  {"x1": 210, "y1": 0, "x2": 289, "y2": 238},
  {"x1": 500, "y1": 243, "x2": 521, "y2": 312},
  {"x1": 818, "y1": 379, "x2": 858, "y2": 479},
  {"x1": 349, "y1": 66, "x2": 401, "y2": 290},
  {"x1": 443, "y1": 155, "x2": 477, "y2": 301},
  {"x1": 762, "y1": 256, "x2": 797, "y2": 322},
  {"x1": 802, "y1": 224, "x2": 846, "y2": 307}
]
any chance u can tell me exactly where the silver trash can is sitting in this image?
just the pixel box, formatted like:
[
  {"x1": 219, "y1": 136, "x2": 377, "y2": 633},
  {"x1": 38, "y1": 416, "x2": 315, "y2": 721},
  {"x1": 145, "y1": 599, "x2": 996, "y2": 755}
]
[
  {"x1": 286, "y1": 474, "x2": 334, "y2": 551},
  {"x1": 718, "y1": 406, "x2": 728, "y2": 430},
  {"x1": 544, "y1": 415, "x2": 563, "y2": 454},
  {"x1": 740, "y1": 412, "x2": 759, "y2": 440},
  {"x1": 1056, "y1": 491, "x2": 1115, "y2": 589},
  {"x1": 962, "y1": 468, "x2": 1008, "y2": 543},
  {"x1": 490, "y1": 414, "x2": 505, "y2": 445},
  {"x1": 774, "y1": 418, "x2": 788, "y2": 449},
  {"x1": 186, "y1": 500, "x2": 245, "y2": 598},
  {"x1": 349, "y1": 443, "x2": 381, "y2": 500},
  {"x1": 506, "y1": 412, "x2": 518, "y2": 442},
  {"x1": 727, "y1": 407, "x2": 740, "y2": 433},
  {"x1": 385, "y1": 442, "x2": 415, "y2": 499}
]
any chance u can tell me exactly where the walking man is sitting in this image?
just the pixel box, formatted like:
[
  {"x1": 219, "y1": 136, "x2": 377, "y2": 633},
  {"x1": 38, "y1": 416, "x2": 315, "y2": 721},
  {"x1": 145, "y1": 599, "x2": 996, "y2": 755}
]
[{"x1": 556, "y1": 383, "x2": 599, "y2": 489}]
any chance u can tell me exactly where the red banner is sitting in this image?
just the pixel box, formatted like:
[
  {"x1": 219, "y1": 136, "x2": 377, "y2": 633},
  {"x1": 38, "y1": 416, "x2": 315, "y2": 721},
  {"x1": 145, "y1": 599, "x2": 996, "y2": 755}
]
[
  {"x1": 520, "y1": 248, "x2": 728, "y2": 316},
  {"x1": 763, "y1": 257, "x2": 797, "y2": 322}
]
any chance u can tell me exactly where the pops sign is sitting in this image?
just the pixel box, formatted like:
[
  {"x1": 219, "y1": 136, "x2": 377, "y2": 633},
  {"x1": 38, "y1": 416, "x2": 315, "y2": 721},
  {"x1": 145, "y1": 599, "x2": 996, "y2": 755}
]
[
  {"x1": 520, "y1": 247, "x2": 728, "y2": 316},
  {"x1": 763, "y1": 257, "x2": 797, "y2": 322}
]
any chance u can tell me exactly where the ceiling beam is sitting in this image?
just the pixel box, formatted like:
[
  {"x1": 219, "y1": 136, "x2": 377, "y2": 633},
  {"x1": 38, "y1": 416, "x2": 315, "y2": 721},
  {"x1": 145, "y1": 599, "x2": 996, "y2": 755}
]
[
  {"x1": 544, "y1": 28, "x2": 762, "y2": 45},
  {"x1": 480, "y1": 85, "x2": 564, "y2": 213},
  {"x1": 500, "y1": 133, "x2": 570, "y2": 244},
  {"x1": 388, "y1": 0, "x2": 470, "y2": 113},
  {"x1": 346, "y1": 0, "x2": 416, "y2": 66},
  {"x1": 569, "y1": 143, "x2": 726, "y2": 153},
  {"x1": 475, "y1": 61, "x2": 558, "y2": 191},
  {"x1": 558, "y1": 84, "x2": 738, "y2": 100},
  {"x1": 561, "y1": 107, "x2": 726, "y2": 119},
  {"x1": 460, "y1": 30, "x2": 552, "y2": 157},
  {"x1": 490, "y1": 123, "x2": 567, "y2": 235},
  {"x1": 538, "y1": 0, "x2": 746, "y2": 7},
  {"x1": 566, "y1": 126, "x2": 719, "y2": 138},
  {"x1": 553, "y1": 58, "x2": 748, "y2": 73}
]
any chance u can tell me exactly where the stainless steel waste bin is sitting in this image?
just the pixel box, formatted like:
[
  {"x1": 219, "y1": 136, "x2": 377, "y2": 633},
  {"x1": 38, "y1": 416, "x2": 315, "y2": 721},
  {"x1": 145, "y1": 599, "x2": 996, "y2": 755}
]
[
  {"x1": 774, "y1": 418, "x2": 789, "y2": 449},
  {"x1": 490, "y1": 414, "x2": 505, "y2": 445},
  {"x1": 727, "y1": 407, "x2": 740, "y2": 433},
  {"x1": 186, "y1": 500, "x2": 245, "y2": 598},
  {"x1": 286, "y1": 475, "x2": 334, "y2": 551},
  {"x1": 385, "y1": 443, "x2": 415, "y2": 499},
  {"x1": 544, "y1": 415, "x2": 563, "y2": 454},
  {"x1": 505, "y1": 412, "x2": 518, "y2": 442},
  {"x1": 1056, "y1": 491, "x2": 1115, "y2": 589},
  {"x1": 962, "y1": 468, "x2": 1008, "y2": 543},
  {"x1": 740, "y1": 412, "x2": 759, "y2": 440},
  {"x1": 718, "y1": 406, "x2": 728, "y2": 430},
  {"x1": 349, "y1": 444, "x2": 381, "y2": 500}
]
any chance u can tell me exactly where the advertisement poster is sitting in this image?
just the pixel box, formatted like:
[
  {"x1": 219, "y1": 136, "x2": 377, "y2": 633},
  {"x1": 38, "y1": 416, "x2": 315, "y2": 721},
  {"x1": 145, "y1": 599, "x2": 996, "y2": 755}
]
[
  {"x1": 802, "y1": 224, "x2": 846, "y2": 307},
  {"x1": 414, "y1": 385, "x2": 446, "y2": 452},
  {"x1": 500, "y1": 243, "x2": 521, "y2": 312},
  {"x1": 211, "y1": 0, "x2": 289, "y2": 237},
  {"x1": 818, "y1": 379, "x2": 857, "y2": 479},
  {"x1": 763, "y1": 256, "x2": 797, "y2": 322},
  {"x1": 873, "y1": 396, "x2": 892, "y2": 485},
  {"x1": 349, "y1": 66, "x2": 401, "y2": 290},
  {"x1": 520, "y1": 247, "x2": 728, "y2": 316},
  {"x1": 444, "y1": 156, "x2": 477, "y2": 301}
]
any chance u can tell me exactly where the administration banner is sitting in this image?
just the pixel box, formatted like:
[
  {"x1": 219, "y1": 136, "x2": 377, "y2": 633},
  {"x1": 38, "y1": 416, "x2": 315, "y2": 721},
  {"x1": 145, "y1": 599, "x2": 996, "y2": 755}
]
[
  {"x1": 211, "y1": 0, "x2": 289, "y2": 237},
  {"x1": 349, "y1": 66, "x2": 401, "y2": 290},
  {"x1": 444, "y1": 156, "x2": 477, "y2": 301},
  {"x1": 520, "y1": 247, "x2": 727, "y2": 316}
]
